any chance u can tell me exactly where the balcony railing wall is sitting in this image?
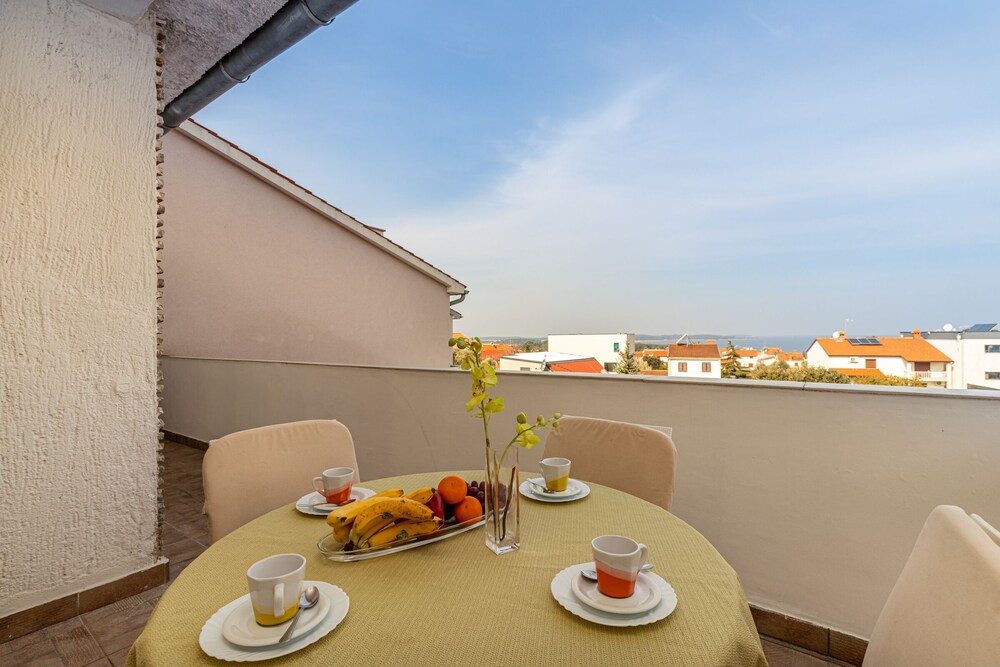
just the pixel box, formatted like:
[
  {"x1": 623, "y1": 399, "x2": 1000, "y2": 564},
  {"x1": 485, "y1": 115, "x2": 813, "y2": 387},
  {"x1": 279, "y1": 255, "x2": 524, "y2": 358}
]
[{"x1": 161, "y1": 355, "x2": 1000, "y2": 640}]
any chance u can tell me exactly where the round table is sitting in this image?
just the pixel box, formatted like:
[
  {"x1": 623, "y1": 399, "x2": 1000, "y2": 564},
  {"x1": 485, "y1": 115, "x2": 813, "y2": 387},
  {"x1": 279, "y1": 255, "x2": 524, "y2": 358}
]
[{"x1": 129, "y1": 471, "x2": 766, "y2": 666}]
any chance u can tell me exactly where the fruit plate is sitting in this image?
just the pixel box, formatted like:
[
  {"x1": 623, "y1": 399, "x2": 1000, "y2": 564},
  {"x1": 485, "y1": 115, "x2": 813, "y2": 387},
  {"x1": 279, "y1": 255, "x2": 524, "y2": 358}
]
[{"x1": 317, "y1": 516, "x2": 485, "y2": 561}]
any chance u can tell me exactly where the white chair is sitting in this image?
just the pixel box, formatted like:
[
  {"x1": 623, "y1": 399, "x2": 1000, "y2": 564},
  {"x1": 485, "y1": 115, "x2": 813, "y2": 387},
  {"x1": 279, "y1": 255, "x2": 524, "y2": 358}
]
[
  {"x1": 203, "y1": 420, "x2": 360, "y2": 542},
  {"x1": 863, "y1": 505, "x2": 1000, "y2": 666},
  {"x1": 542, "y1": 416, "x2": 676, "y2": 510}
]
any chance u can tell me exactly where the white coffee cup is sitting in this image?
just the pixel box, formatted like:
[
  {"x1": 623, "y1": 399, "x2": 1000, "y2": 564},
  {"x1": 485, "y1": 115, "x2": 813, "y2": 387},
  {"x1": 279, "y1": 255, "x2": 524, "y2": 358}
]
[
  {"x1": 246, "y1": 553, "x2": 305, "y2": 626},
  {"x1": 312, "y1": 466, "x2": 355, "y2": 504},
  {"x1": 592, "y1": 535, "x2": 648, "y2": 598},
  {"x1": 539, "y1": 457, "x2": 571, "y2": 492}
]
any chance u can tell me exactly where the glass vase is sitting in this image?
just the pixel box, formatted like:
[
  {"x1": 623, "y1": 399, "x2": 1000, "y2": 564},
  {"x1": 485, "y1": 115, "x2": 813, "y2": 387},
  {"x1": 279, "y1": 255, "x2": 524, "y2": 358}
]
[{"x1": 484, "y1": 445, "x2": 520, "y2": 554}]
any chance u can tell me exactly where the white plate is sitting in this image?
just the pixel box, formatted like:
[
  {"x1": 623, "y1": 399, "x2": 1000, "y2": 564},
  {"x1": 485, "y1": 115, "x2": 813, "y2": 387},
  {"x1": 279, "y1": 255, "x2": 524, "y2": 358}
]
[
  {"x1": 551, "y1": 563, "x2": 677, "y2": 627},
  {"x1": 295, "y1": 487, "x2": 375, "y2": 516},
  {"x1": 199, "y1": 581, "x2": 348, "y2": 662},
  {"x1": 221, "y1": 586, "x2": 331, "y2": 647},
  {"x1": 570, "y1": 570, "x2": 662, "y2": 615},
  {"x1": 519, "y1": 478, "x2": 591, "y2": 503},
  {"x1": 524, "y1": 477, "x2": 582, "y2": 498}
]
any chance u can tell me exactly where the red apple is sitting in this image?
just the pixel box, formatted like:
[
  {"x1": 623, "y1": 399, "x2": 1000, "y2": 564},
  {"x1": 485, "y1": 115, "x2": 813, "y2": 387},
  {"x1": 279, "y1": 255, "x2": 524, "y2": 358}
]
[{"x1": 426, "y1": 490, "x2": 445, "y2": 520}]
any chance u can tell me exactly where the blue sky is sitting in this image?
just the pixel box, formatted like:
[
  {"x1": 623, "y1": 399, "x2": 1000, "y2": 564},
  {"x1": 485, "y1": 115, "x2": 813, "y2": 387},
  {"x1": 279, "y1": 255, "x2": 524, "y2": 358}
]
[{"x1": 195, "y1": 1, "x2": 1000, "y2": 336}]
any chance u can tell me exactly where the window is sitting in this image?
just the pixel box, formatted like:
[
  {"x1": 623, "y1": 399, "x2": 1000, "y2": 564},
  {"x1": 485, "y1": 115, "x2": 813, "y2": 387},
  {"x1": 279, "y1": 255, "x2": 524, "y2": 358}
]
[
  {"x1": 614, "y1": 343, "x2": 620, "y2": 352},
  {"x1": 987, "y1": 372, "x2": 1000, "y2": 380},
  {"x1": 701, "y1": 362, "x2": 711, "y2": 373},
  {"x1": 678, "y1": 362, "x2": 688, "y2": 372},
  {"x1": 986, "y1": 345, "x2": 1000, "y2": 353},
  {"x1": 865, "y1": 358, "x2": 876, "y2": 369},
  {"x1": 914, "y1": 362, "x2": 930, "y2": 372}
]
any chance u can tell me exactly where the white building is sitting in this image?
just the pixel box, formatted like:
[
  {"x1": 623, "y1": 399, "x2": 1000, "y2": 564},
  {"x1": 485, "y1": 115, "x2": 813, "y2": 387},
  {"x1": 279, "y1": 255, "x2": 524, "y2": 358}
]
[
  {"x1": 497, "y1": 352, "x2": 604, "y2": 374},
  {"x1": 735, "y1": 348, "x2": 762, "y2": 369},
  {"x1": 667, "y1": 343, "x2": 722, "y2": 378},
  {"x1": 805, "y1": 331, "x2": 953, "y2": 387},
  {"x1": 905, "y1": 324, "x2": 1000, "y2": 390},
  {"x1": 547, "y1": 333, "x2": 635, "y2": 372}
]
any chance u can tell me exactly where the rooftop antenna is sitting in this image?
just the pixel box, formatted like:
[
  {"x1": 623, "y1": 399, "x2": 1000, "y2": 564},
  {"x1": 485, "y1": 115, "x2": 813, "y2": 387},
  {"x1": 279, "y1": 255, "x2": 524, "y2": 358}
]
[{"x1": 844, "y1": 318, "x2": 854, "y2": 335}]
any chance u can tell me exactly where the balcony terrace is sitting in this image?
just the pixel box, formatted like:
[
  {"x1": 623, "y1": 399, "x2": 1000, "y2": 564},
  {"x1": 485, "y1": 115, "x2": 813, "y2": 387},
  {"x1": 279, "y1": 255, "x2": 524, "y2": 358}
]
[{"x1": 151, "y1": 355, "x2": 1000, "y2": 663}]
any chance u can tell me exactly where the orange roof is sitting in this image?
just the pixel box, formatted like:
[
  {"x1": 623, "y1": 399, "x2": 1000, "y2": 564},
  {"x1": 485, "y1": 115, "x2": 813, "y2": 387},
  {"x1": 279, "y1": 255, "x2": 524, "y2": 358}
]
[
  {"x1": 735, "y1": 349, "x2": 761, "y2": 357},
  {"x1": 639, "y1": 369, "x2": 669, "y2": 376},
  {"x1": 668, "y1": 343, "x2": 721, "y2": 359},
  {"x1": 812, "y1": 337, "x2": 952, "y2": 363},
  {"x1": 836, "y1": 368, "x2": 886, "y2": 377},
  {"x1": 777, "y1": 352, "x2": 804, "y2": 362},
  {"x1": 481, "y1": 343, "x2": 516, "y2": 360},
  {"x1": 638, "y1": 349, "x2": 670, "y2": 358},
  {"x1": 452, "y1": 332, "x2": 469, "y2": 341},
  {"x1": 548, "y1": 359, "x2": 604, "y2": 374},
  {"x1": 763, "y1": 347, "x2": 783, "y2": 355}
]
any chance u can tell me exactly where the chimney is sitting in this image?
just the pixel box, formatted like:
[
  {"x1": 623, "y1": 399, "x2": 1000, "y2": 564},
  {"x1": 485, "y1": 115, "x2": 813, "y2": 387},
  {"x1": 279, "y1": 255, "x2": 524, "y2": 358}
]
[
  {"x1": 911, "y1": 329, "x2": 922, "y2": 339},
  {"x1": 834, "y1": 330, "x2": 846, "y2": 341}
]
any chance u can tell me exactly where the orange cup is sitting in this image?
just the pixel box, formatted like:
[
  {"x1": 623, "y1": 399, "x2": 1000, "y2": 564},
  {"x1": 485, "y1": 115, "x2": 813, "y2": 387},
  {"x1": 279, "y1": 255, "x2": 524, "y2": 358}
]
[
  {"x1": 592, "y1": 535, "x2": 648, "y2": 598},
  {"x1": 312, "y1": 467, "x2": 354, "y2": 504}
]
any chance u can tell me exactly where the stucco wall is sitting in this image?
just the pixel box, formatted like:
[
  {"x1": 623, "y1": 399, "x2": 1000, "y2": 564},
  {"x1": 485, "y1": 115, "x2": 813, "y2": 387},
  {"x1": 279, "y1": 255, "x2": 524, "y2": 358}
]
[
  {"x1": 161, "y1": 356, "x2": 1000, "y2": 638},
  {"x1": 0, "y1": 0, "x2": 160, "y2": 615},
  {"x1": 160, "y1": 130, "x2": 454, "y2": 367}
]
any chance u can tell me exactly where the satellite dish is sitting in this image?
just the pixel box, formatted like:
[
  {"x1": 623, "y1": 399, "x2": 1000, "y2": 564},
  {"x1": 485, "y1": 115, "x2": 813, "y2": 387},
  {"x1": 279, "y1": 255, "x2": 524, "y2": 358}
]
[
  {"x1": 942, "y1": 323, "x2": 954, "y2": 332},
  {"x1": 832, "y1": 331, "x2": 840, "y2": 339}
]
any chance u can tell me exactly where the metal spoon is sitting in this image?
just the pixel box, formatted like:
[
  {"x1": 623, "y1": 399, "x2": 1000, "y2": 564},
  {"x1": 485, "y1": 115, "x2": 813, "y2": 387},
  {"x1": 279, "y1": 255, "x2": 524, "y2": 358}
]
[
  {"x1": 527, "y1": 479, "x2": 557, "y2": 494},
  {"x1": 278, "y1": 585, "x2": 320, "y2": 643},
  {"x1": 581, "y1": 563, "x2": 654, "y2": 581}
]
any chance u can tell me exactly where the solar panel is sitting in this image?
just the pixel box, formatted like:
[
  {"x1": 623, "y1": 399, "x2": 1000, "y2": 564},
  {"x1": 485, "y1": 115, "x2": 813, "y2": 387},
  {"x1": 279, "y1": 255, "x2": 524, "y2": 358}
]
[
  {"x1": 967, "y1": 323, "x2": 998, "y2": 332},
  {"x1": 848, "y1": 337, "x2": 881, "y2": 345},
  {"x1": 847, "y1": 338, "x2": 863, "y2": 344}
]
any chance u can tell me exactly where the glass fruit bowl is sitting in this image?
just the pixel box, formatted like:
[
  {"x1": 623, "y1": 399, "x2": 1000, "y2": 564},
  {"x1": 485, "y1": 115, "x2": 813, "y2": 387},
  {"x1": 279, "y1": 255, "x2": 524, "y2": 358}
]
[{"x1": 317, "y1": 516, "x2": 484, "y2": 562}]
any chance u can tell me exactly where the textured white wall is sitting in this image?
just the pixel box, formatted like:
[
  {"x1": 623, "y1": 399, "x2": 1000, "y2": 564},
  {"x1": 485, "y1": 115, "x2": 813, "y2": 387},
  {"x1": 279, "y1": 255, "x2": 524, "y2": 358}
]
[
  {"x1": 0, "y1": 0, "x2": 160, "y2": 615},
  {"x1": 161, "y1": 356, "x2": 1000, "y2": 638},
  {"x1": 160, "y1": 130, "x2": 454, "y2": 368},
  {"x1": 548, "y1": 334, "x2": 634, "y2": 367}
]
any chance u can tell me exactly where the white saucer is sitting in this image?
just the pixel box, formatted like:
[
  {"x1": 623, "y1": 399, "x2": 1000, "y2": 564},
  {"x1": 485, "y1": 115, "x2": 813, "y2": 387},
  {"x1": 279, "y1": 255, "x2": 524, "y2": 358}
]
[
  {"x1": 295, "y1": 487, "x2": 375, "y2": 516},
  {"x1": 525, "y1": 477, "x2": 582, "y2": 498},
  {"x1": 221, "y1": 587, "x2": 331, "y2": 647},
  {"x1": 570, "y1": 570, "x2": 662, "y2": 615},
  {"x1": 200, "y1": 580, "x2": 348, "y2": 662},
  {"x1": 551, "y1": 563, "x2": 677, "y2": 627},
  {"x1": 519, "y1": 478, "x2": 590, "y2": 503}
]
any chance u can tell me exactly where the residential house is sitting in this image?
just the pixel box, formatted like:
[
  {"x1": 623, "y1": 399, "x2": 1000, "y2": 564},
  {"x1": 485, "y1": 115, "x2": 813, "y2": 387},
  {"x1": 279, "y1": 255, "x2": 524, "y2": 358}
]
[
  {"x1": 481, "y1": 343, "x2": 517, "y2": 364},
  {"x1": 163, "y1": 121, "x2": 466, "y2": 369},
  {"x1": 904, "y1": 324, "x2": 1000, "y2": 390},
  {"x1": 497, "y1": 352, "x2": 604, "y2": 374},
  {"x1": 735, "y1": 348, "x2": 763, "y2": 369},
  {"x1": 548, "y1": 333, "x2": 635, "y2": 372},
  {"x1": 666, "y1": 343, "x2": 723, "y2": 378},
  {"x1": 805, "y1": 331, "x2": 953, "y2": 387},
  {"x1": 757, "y1": 350, "x2": 805, "y2": 368}
]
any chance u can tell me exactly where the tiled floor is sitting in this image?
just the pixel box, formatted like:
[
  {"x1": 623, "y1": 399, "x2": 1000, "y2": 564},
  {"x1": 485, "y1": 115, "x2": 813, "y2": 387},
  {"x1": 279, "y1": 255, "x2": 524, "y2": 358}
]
[{"x1": 2, "y1": 439, "x2": 847, "y2": 666}]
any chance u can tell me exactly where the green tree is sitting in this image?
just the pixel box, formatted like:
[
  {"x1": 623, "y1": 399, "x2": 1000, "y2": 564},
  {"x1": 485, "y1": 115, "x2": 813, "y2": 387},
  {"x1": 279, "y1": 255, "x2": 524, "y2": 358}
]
[
  {"x1": 750, "y1": 362, "x2": 850, "y2": 384},
  {"x1": 615, "y1": 348, "x2": 642, "y2": 374},
  {"x1": 850, "y1": 374, "x2": 926, "y2": 387},
  {"x1": 721, "y1": 340, "x2": 747, "y2": 378},
  {"x1": 642, "y1": 355, "x2": 664, "y2": 370}
]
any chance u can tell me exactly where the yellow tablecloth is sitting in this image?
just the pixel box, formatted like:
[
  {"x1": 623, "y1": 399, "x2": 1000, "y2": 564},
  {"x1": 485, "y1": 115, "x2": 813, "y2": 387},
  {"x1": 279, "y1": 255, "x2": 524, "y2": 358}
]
[{"x1": 129, "y1": 471, "x2": 766, "y2": 666}]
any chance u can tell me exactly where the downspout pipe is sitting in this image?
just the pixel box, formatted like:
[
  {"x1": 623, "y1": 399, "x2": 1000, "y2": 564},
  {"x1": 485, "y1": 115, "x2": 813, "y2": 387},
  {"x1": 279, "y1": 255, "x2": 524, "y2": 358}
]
[
  {"x1": 449, "y1": 290, "x2": 469, "y2": 307},
  {"x1": 162, "y1": 0, "x2": 361, "y2": 132}
]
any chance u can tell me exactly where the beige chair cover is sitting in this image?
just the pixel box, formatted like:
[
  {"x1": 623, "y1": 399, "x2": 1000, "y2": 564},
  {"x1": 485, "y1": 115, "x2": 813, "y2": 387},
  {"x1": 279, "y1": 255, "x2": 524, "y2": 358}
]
[
  {"x1": 542, "y1": 416, "x2": 676, "y2": 510},
  {"x1": 863, "y1": 505, "x2": 1000, "y2": 667},
  {"x1": 203, "y1": 420, "x2": 360, "y2": 542},
  {"x1": 970, "y1": 513, "x2": 1000, "y2": 548}
]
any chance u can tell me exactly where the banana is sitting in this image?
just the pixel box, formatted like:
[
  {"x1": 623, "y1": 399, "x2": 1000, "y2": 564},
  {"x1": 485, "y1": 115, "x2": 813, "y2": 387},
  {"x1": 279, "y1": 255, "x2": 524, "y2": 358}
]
[
  {"x1": 350, "y1": 498, "x2": 435, "y2": 547},
  {"x1": 331, "y1": 521, "x2": 352, "y2": 544},
  {"x1": 325, "y1": 489, "x2": 404, "y2": 527},
  {"x1": 367, "y1": 518, "x2": 444, "y2": 548},
  {"x1": 404, "y1": 487, "x2": 434, "y2": 504}
]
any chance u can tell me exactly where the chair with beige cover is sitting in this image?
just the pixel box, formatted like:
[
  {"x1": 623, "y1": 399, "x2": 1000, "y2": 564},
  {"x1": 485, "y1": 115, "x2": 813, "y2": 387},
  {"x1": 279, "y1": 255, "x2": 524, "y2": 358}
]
[
  {"x1": 542, "y1": 416, "x2": 676, "y2": 510},
  {"x1": 863, "y1": 505, "x2": 1000, "y2": 667},
  {"x1": 203, "y1": 420, "x2": 360, "y2": 542}
]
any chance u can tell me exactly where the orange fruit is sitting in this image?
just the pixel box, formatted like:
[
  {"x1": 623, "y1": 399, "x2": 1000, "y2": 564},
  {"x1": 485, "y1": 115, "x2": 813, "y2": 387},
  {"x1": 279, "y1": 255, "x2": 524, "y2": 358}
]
[
  {"x1": 454, "y1": 496, "x2": 483, "y2": 523},
  {"x1": 438, "y1": 475, "x2": 468, "y2": 505}
]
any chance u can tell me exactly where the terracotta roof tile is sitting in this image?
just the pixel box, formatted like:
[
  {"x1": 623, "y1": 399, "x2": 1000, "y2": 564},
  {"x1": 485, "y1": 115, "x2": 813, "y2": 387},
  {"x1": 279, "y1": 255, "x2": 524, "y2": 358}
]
[
  {"x1": 548, "y1": 359, "x2": 604, "y2": 374},
  {"x1": 668, "y1": 343, "x2": 721, "y2": 359},
  {"x1": 735, "y1": 349, "x2": 761, "y2": 357},
  {"x1": 812, "y1": 337, "x2": 952, "y2": 363},
  {"x1": 836, "y1": 368, "x2": 886, "y2": 377}
]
